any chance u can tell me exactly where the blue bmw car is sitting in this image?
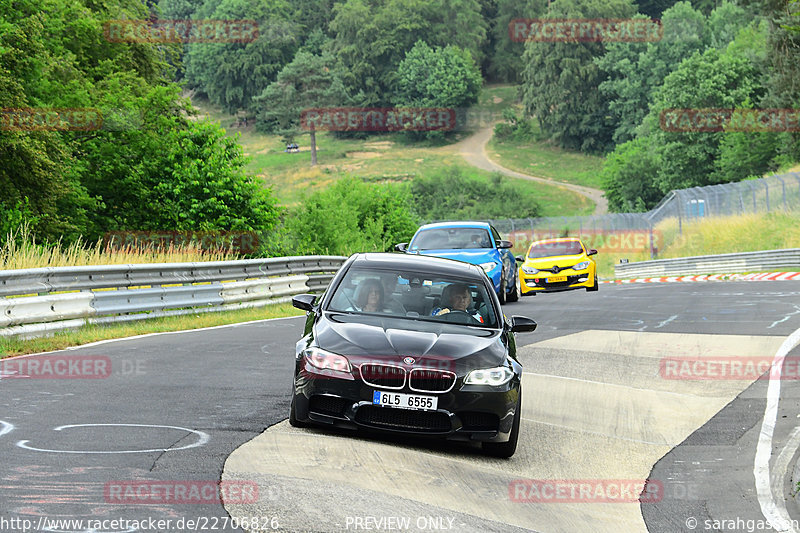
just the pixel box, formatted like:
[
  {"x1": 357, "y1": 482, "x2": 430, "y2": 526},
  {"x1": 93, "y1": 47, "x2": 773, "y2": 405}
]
[{"x1": 396, "y1": 222, "x2": 519, "y2": 304}]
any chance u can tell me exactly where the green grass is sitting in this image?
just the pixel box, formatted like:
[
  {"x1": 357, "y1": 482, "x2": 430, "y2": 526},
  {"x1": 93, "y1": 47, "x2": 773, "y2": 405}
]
[
  {"x1": 191, "y1": 93, "x2": 592, "y2": 214},
  {"x1": 477, "y1": 84, "x2": 519, "y2": 113},
  {"x1": 0, "y1": 302, "x2": 303, "y2": 358},
  {"x1": 594, "y1": 211, "x2": 800, "y2": 280},
  {"x1": 488, "y1": 135, "x2": 606, "y2": 189}
]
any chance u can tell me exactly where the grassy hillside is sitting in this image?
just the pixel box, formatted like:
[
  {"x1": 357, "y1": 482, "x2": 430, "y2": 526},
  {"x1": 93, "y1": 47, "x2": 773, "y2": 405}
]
[{"x1": 191, "y1": 89, "x2": 593, "y2": 217}]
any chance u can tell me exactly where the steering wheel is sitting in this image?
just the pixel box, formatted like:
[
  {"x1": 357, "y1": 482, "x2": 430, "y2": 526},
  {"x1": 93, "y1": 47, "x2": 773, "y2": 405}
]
[{"x1": 439, "y1": 310, "x2": 481, "y2": 325}]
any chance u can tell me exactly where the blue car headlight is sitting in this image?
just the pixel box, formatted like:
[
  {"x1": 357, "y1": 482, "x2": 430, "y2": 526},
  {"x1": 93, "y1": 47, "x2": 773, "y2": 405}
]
[
  {"x1": 572, "y1": 261, "x2": 590, "y2": 271},
  {"x1": 479, "y1": 261, "x2": 499, "y2": 273}
]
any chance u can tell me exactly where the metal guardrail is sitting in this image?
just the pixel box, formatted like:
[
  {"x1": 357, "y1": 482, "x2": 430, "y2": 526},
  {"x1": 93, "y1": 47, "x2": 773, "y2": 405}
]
[
  {"x1": 614, "y1": 249, "x2": 800, "y2": 278},
  {"x1": 0, "y1": 256, "x2": 346, "y2": 339}
]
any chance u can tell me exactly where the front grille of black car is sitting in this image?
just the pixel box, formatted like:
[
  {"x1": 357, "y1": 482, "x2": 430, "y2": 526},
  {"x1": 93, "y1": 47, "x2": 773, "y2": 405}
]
[
  {"x1": 308, "y1": 395, "x2": 350, "y2": 418},
  {"x1": 359, "y1": 364, "x2": 406, "y2": 389},
  {"x1": 408, "y1": 369, "x2": 456, "y2": 393},
  {"x1": 355, "y1": 406, "x2": 451, "y2": 432},
  {"x1": 459, "y1": 411, "x2": 500, "y2": 431}
]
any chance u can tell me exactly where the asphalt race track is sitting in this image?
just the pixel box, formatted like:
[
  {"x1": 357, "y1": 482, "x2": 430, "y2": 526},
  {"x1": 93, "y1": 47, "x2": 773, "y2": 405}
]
[{"x1": 2, "y1": 281, "x2": 800, "y2": 533}]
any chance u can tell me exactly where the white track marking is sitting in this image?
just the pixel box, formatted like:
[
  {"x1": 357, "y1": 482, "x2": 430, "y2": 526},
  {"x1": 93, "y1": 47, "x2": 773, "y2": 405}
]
[
  {"x1": 769, "y1": 305, "x2": 800, "y2": 330},
  {"x1": 754, "y1": 326, "x2": 800, "y2": 532},
  {"x1": 772, "y1": 425, "x2": 800, "y2": 529},
  {"x1": 655, "y1": 315, "x2": 678, "y2": 329},
  {"x1": 0, "y1": 420, "x2": 14, "y2": 438},
  {"x1": 16, "y1": 423, "x2": 210, "y2": 454}
]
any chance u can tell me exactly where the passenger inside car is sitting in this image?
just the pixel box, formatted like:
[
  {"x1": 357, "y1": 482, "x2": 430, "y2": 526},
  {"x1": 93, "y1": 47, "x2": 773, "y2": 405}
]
[{"x1": 353, "y1": 278, "x2": 384, "y2": 312}]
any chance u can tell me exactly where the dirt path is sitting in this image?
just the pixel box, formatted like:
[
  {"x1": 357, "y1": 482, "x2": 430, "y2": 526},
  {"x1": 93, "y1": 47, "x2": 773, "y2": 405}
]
[{"x1": 452, "y1": 125, "x2": 609, "y2": 215}]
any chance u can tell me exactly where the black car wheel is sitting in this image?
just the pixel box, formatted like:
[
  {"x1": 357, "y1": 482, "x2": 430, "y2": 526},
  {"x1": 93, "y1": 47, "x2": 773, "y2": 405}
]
[
  {"x1": 507, "y1": 271, "x2": 520, "y2": 302},
  {"x1": 289, "y1": 394, "x2": 307, "y2": 428},
  {"x1": 586, "y1": 275, "x2": 599, "y2": 292},
  {"x1": 498, "y1": 274, "x2": 507, "y2": 305},
  {"x1": 482, "y1": 391, "x2": 521, "y2": 458}
]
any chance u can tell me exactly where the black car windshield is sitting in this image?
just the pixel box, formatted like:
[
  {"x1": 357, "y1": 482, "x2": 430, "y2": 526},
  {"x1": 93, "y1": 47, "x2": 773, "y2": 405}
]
[
  {"x1": 409, "y1": 228, "x2": 493, "y2": 250},
  {"x1": 327, "y1": 267, "x2": 499, "y2": 328},
  {"x1": 528, "y1": 240, "x2": 584, "y2": 258}
]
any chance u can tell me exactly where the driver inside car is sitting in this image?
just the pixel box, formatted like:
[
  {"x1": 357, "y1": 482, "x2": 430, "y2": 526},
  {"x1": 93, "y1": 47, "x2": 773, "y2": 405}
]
[{"x1": 432, "y1": 283, "x2": 484, "y2": 324}]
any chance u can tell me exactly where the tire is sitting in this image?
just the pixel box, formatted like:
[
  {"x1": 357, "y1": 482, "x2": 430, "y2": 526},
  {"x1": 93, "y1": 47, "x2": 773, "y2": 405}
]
[
  {"x1": 289, "y1": 394, "x2": 308, "y2": 428},
  {"x1": 483, "y1": 391, "x2": 521, "y2": 458},
  {"x1": 586, "y1": 276, "x2": 599, "y2": 292},
  {"x1": 498, "y1": 275, "x2": 507, "y2": 305},
  {"x1": 507, "y1": 271, "x2": 520, "y2": 302}
]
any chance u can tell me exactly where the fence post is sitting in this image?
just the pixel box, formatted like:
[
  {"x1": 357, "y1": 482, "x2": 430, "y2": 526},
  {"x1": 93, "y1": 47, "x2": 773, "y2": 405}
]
[
  {"x1": 777, "y1": 176, "x2": 787, "y2": 211},
  {"x1": 765, "y1": 180, "x2": 770, "y2": 211},
  {"x1": 649, "y1": 222, "x2": 655, "y2": 259}
]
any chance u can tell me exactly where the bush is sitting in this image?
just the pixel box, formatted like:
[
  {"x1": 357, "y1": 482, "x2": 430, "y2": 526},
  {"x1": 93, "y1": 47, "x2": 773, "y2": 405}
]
[
  {"x1": 284, "y1": 177, "x2": 419, "y2": 256},
  {"x1": 409, "y1": 167, "x2": 541, "y2": 220}
]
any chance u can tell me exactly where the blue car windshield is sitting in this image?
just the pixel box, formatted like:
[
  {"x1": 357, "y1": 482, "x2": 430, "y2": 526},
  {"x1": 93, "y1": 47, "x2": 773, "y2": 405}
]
[
  {"x1": 409, "y1": 228, "x2": 493, "y2": 250},
  {"x1": 327, "y1": 267, "x2": 499, "y2": 328}
]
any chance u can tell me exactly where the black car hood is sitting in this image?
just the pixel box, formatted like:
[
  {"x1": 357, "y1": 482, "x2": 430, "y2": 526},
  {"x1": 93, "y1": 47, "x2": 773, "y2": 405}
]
[{"x1": 313, "y1": 312, "x2": 507, "y2": 372}]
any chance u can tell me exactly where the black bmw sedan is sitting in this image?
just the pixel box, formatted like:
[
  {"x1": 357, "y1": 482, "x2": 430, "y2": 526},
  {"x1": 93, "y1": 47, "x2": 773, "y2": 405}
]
[{"x1": 289, "y1": 252, "x2": 537, "y2": 458}]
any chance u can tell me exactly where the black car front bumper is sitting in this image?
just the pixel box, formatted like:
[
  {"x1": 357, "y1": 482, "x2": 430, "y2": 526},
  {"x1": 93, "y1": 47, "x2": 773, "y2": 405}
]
[{"x1": 292, "y1": 362, "x2": 521, "y2": 443}]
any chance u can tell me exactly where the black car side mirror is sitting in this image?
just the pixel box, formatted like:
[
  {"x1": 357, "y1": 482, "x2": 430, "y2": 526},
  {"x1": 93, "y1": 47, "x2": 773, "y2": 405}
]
[
  {"x1": 292, "y1": 293, "x2": 317, "y2": 312},
  {"x1": 515, "y1": 255, "x2": 525, "y2": 262},
  {"x1": 587, "y1": 249, "x2": 598, "y2": 256},
  {"x1": 510, "y1": 316, "x2": 537, "y2": 333},
  {"x1": 496, "y1": 240, "x2": 513, "y2": 249},
  {"x1": 395, "y1": 242, "x2": 408, "y2": 252}
]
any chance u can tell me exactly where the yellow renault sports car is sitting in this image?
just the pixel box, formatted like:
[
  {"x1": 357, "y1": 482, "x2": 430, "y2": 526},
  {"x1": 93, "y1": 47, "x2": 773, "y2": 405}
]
[{"x1": 516, "y1": 237, "x2": 598, "y2": 294}]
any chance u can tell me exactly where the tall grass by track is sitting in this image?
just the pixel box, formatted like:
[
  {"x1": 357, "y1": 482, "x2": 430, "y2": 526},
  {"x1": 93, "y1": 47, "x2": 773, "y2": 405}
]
[
  {"x1": 1, "y1": 227, "x2": 239, "y2": 270},
  {"x1": 588, "y1": 211, "x2": 800, "y2": 279},
  {"x1": 0, "y1": 303, "x2": 302, "y2": 358}
]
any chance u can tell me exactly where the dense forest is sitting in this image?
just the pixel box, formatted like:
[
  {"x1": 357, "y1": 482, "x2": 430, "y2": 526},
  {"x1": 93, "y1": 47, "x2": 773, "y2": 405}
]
[{"x1": 1, "y1": 0, "x2": 798, "y2": 256}]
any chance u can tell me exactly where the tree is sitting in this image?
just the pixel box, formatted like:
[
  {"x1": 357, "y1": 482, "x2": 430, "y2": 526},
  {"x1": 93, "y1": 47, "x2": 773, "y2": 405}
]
[
  {"x1": 487, "y1": 0, "x2": 548, "y2": 82},
  {"x1": 328, "y1": 0, "x2": 487, "y2": 106},
  {"x1": 596, "y1": 4, "x2": 709, "y2": 145},
  {"x1": 393, "y1": 41, "x2": 482, "y2": 109},
  {"x1": 520, "y1": 0, "x2": 638, "y2": 153},
  {"x1": 600, "y1": 137, "x2": 662, "y2": 212},
  {"x1": 183, "y1": 0, "x2": 299, "y2": 113},
  {"x1": 253, "y1": 51, "x2": 351, "y2": 165}
]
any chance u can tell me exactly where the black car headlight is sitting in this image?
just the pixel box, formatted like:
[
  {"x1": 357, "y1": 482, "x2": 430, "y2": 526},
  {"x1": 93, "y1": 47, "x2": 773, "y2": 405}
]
[
  {"x1": 304, "y1": 347, "x2": 351, "y2": 373},
  {"x1": 464, "y1": 366, "x2": 515, "y2": 386}
]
